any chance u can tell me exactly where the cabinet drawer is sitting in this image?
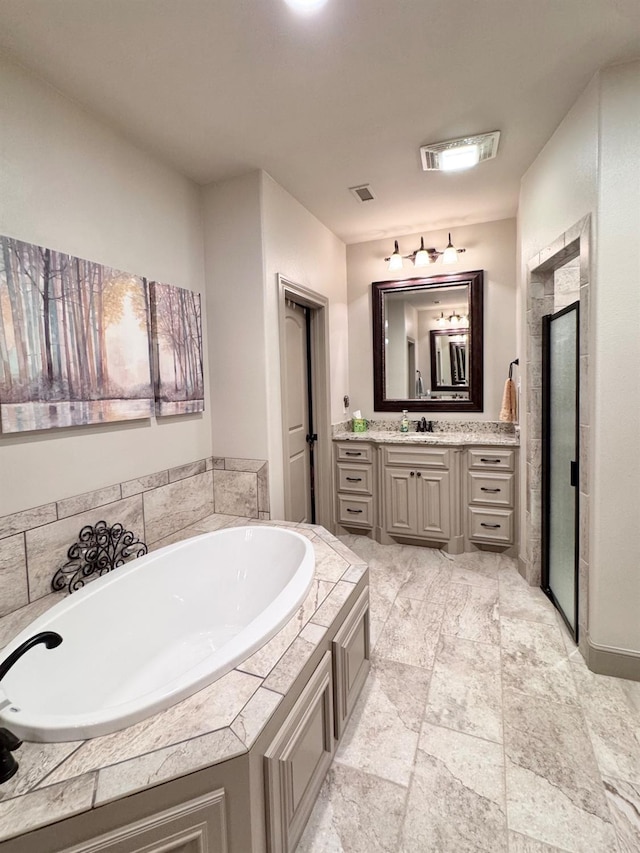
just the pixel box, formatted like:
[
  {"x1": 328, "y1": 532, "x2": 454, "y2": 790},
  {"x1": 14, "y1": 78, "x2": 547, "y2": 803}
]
[
  {"x1": 264, "y1": 651, "x2": 335, "y2": 853},
  {"x1": 333, "y1": 587, "x2": 370, "y2": 739},
  {"x1": 468, "y1": 472, "x2": 514, "y2": 507},
  {"x1": 468, "y1": 448, "x2": 515, "y2": 471},
  {"x1": 382, "y1": 445, "x2": 450, "y2": 469},
  {"x1": 337, "y1": 494, "x2": 373, "y2": 528},
  {"x1": 335, "y1": 442, "x2": 373, "y2": 463},
  {"x1": 337, "y1": 462, "x2": 373, "y2": 495},
  {"x1": 468, "y1": 507, "x2": 513, "y2": 543}
]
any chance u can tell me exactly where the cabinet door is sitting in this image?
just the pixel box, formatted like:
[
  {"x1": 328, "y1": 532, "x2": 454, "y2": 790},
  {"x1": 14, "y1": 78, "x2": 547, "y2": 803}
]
[
  {"x1": 333, "y1": 587, "x2": 370, "y2": 739},
  {"x1": 416, "y1": 470, "x2": 450, "y2": 540},
  {"x1": 61, "y1": 790, "x2": 228, "y2": 853},
  {"x1": 264, "y1": 651, "x2": 335, "y2": 853},
  {"x1": 384, "y1": 467, "x2": 417, "y2": 535}
]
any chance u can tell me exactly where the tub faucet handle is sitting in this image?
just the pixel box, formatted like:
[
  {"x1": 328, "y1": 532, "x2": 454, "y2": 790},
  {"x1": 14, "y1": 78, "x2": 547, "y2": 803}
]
[{"x1": 0, "y1": 728, "x2": 21, "y2": 784}]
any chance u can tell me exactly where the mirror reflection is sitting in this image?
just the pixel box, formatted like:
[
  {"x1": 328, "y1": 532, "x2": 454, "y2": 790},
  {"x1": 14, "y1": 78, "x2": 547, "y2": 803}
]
[
  {"x1": 372, "y1": 270, "x2": 484, "y2": 412},
  {"x1": 384, "y1": 285, "x2": 470, "y2": 401},
  {"x1": 430, "y1": 328, "x2": 468, "y2": 391}
]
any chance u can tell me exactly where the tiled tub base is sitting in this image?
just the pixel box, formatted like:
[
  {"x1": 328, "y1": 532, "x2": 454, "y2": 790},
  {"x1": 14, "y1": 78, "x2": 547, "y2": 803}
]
[
  {"x1": 0, "y1": 519, "x2": 370, "y2": 853},
  {"x1": 0, "y1": 456, "x2": 270, "y2": 618}
]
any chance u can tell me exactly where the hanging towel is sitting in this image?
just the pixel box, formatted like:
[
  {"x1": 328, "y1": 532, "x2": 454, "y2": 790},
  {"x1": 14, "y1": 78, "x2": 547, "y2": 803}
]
[
  {"x1": 499, "y1": 377, "x2": 517, "y2": 423},
  {"x1": 416, "y1": 370, "x2": 424, "y2": 397}
]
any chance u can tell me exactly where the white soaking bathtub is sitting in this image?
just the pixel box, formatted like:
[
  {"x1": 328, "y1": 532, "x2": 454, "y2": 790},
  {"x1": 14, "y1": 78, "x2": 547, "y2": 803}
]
[{"x1": 0, "y1": 526, "x2": 314, "y2": 742}]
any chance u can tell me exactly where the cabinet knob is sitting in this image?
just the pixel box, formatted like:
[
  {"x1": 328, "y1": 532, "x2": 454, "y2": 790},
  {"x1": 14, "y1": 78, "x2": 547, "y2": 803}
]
[
  {"x1": 410, "y1": 471, "x2": 415, "y2": 477},
  {"x1": 416, "y1": 471, "x2": 422, "y2": 477}
]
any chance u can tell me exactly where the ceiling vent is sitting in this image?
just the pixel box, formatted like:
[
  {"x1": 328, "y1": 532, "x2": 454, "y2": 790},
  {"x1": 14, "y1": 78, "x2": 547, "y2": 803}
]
[
  {"x1": 420, "y1": 131, "x2": 500, "y2": 171},
  {"x1": 349, "y1": 184, "x2": 376, "y2": 203}
]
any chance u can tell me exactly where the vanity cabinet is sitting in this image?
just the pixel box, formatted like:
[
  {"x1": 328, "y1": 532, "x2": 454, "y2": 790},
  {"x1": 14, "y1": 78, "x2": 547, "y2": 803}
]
[
  {"x1": 382, "y1": 446, "x2": 451, "y2": 542},
  {"x1": 334, "y1": 441, "x2": 375, "y2": 530},
  {"x1": 333, "y1": 437, "x2": 518, "y2": 555},
  {"x1": 466, "y1": 447, "x2": 516, "y2": 546}
]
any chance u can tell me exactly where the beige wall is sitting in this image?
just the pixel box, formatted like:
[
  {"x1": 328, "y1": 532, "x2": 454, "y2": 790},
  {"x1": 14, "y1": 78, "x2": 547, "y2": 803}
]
[
  {"x1": 202, "y1": 172, "x2": 268, "y2": 460},
  {"x1": 262, "y1": 172, "x2": 348, "y2": 519},
  {"x1": 0, "y1": 58, "x2": 210, "y2": 517},
  {"x1": 346, "y1": 218, "x2": 517, "y2": 421},
  {"x1": 590, "y1": 61, "x2": 640, "y2": 653},
  {"x1": 519, "y1": 61, "x2": 640, "y2": 656},
  {"x1": 202, "y1": 171, "x2": 348, "y2": 520}
]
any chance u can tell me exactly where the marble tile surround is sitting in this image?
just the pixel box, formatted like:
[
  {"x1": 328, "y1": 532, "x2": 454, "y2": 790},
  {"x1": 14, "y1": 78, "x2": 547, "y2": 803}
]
[
  {"x1": 0, "y1": 519, "x2": 367, "y2": 843},
  {"x1": 0, "y1": 456, "x2": 270, "y2": 616},
  {"x1": 298, "y1": 534, "x2": 640, "y2": 853}
]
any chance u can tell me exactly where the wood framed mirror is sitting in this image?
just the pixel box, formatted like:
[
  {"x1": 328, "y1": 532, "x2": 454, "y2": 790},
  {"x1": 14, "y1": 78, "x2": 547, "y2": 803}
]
[{"x1": 372, "y1": 269, "x2": 484, "y2": 412}]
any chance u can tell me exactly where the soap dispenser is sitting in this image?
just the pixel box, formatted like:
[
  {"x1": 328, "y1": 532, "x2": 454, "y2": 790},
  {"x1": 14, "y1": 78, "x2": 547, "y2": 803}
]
[{"x1": 400, "y1": 409, "x2": 409, "y2": 433}]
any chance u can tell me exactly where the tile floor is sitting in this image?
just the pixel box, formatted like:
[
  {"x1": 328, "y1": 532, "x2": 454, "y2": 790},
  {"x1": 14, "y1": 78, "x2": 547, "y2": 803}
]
[{"x1": 297, "y1": 535, "x2": 640, "y2": 853}]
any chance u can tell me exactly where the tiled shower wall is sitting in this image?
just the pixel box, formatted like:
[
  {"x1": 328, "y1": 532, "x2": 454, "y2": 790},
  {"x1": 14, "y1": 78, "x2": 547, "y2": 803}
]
[
  {"x1": 0, "y1": 456, "x2": 269, "y2": 618},
  {"x1": 524, "y1": 215, "x2": 590, "y2": 655}
]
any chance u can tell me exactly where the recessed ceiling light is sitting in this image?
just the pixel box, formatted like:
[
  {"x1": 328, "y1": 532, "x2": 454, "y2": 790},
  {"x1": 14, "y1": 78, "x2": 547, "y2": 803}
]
[
  {"x1": 284, "y1": 0, "x2": 329, "y2": 13},
  {"x1": 440, "y1": 144, "x2": 480, "y2": 172},
  {"x1": 420, "y1": 131, "x2": 500, "y2": 172}
]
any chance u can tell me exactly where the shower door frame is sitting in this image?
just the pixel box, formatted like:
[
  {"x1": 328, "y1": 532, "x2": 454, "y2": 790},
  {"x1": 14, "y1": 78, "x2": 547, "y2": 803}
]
[{"x1": 541, "y1": 300, "x2": 580, "y2": 641}]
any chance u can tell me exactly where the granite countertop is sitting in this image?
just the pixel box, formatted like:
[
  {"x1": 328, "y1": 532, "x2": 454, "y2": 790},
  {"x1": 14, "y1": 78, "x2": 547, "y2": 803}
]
[
  {"x1": 332, "y1": 429, "x2": 519, "y2": 447},
  {"x1": 0, "y1": 515, "x2": 368, "y2": 844}
]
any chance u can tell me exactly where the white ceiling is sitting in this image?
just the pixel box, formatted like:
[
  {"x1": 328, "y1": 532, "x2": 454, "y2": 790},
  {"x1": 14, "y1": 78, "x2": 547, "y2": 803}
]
[{"x1": 1, "y1": 0, "x2": 639, "y2": 244}]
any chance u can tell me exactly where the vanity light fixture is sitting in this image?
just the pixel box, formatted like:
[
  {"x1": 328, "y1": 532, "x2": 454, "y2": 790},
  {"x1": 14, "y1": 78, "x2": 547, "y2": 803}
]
[
  {"x1": 437, "y1": 312, "x2": 447, "y2": 326},
  {"x1": 385, "y1": 233, "x2": 466, "y2": 270}
]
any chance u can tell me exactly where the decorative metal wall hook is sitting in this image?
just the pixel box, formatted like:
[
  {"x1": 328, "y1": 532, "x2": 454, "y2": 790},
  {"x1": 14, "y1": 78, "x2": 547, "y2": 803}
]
[
  {"x1": 508, "y1": 358, "x2": 519, "y2": 380},
  {"x1": 51, "y1": 521, "x2": 148, "y2": 595}
]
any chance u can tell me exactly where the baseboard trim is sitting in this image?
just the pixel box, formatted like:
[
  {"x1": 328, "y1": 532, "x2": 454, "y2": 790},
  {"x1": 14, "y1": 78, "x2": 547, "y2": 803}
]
[
  {"x1": 586, "y1": 639, "x2": 640, "y2": 682},
  {"x1": 517, "y1": 555, "x2": 527, "y2": 581}
]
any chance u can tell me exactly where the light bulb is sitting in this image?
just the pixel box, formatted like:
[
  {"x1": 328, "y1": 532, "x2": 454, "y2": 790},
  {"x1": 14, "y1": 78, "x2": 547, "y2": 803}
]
[
  {"x1": 442, "y1": 233, "x2": 459, "y2": 264},
  {"x1": 413, "y1": 237, "x2": 430, "y2": 267},
  {"x1": 387, "y1": 240, "x2": 403, "y2": 271},
  {"x1": 440, "y1": 144, "x2": 480, "y2": 172}
]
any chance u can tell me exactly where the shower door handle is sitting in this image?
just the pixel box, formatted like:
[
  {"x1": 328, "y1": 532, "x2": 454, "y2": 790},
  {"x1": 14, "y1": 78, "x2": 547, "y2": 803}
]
[{"x1": 570, "y1": 460, "x2": 577, "y2": 488}]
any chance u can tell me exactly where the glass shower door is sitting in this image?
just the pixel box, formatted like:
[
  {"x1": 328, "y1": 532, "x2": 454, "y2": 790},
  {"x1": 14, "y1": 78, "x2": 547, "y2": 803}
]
[{"x1": 542, "y1": 302, "x2": 579, "y2": 638}]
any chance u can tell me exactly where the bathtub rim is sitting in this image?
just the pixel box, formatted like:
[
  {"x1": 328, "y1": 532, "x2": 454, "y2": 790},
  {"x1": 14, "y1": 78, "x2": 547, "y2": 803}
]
[{"x1": 0, "y1": 525, "x2": 315, "y2": 742}]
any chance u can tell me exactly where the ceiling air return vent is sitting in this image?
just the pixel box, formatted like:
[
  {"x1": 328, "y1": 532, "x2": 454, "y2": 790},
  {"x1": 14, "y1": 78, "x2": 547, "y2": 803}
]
[
  {"x1": 349, "y1": 184, "x2": 376, "y2": 203},
  {"x1": 420, "y1": 131, "x2": 500, "y2": 171}
]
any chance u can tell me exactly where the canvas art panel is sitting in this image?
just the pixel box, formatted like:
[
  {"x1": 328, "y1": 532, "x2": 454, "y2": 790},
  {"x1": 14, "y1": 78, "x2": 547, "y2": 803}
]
[
  {"x1": 0, "y1": 235, "x2": 154, "y2": 433},
  {"x1": 150, "y1": 281, "x2": 204, "y2": 416}
]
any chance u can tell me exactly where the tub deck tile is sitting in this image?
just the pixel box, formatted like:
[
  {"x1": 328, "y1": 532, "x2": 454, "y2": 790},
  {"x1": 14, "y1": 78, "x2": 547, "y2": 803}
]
[
  {"x1": 94, "y1": 729, "x2": 246, "y2": 806},
  {"x1": 0, "y1": 773, "x2": 97, "y2": 843},
  {"x1": 0, "y1": 518, "x2": 369, "y2": 842},
  {"x1": 230, "y1": 686, "x2": 283, "y2": 748},
  {"x1": 43, "y1": 670, "x2": 262, "y2": 786}
]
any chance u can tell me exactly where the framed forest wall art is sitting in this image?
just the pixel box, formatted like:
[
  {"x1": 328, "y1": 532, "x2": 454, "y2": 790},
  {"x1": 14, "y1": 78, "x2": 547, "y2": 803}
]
[
  {"x1": 0, "y1": 235, "x2": 154, "y2": 433},
  {"x1": 149, "y1": 282, "x2": 204, "y2": 416}
]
